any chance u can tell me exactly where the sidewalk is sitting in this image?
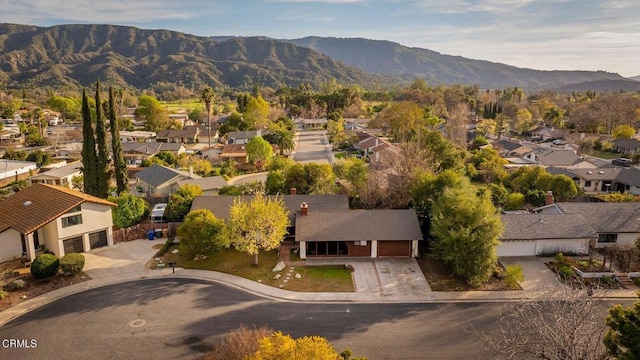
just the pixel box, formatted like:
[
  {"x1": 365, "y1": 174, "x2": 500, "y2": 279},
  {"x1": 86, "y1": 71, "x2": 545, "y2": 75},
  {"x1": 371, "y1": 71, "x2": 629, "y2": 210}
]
[{"x1": 1, "y1": 239, "x2": 638, "y2": 327}]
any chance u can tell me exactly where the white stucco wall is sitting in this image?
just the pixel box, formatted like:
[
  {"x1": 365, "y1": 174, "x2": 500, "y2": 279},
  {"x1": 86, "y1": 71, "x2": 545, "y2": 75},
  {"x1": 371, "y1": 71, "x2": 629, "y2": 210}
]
[
  {"x1": 594, "y1": 232, "x2": 640, "y2": 249},
  {"x1": 0, "y1": 228, "x2": 23, "y2": 263},
  {"x1": 498, "y1": 238, "x2": 590, "y2": 257},
  {"x1": 40, "y1": 221, "x2": 60, "y2": 256},
  {"x1": 56, "y1": 202, "x2": 114, "y2": 256}
]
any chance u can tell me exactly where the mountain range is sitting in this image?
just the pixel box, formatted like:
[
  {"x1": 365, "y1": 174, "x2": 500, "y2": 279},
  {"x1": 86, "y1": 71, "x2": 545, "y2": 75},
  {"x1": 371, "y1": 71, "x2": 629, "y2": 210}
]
[{"x1": 0, "y1": 23, "x2": 636, "y2": 91}]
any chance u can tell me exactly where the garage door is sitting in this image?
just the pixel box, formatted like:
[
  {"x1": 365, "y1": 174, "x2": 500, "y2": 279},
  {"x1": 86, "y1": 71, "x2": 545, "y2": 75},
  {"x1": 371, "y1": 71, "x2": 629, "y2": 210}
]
[
  {"x1": 63, "y1": 236, "x2": 84, "y2": 254},
  {"x1": 497, "y1": 240, "x2": 536, "y2": 257},
  {"x1": 89, "y1": 230, "x2": 108, "y2": 250},
  {"x1": 377, "y1": 241, "x2": 411, "y2": 257}
]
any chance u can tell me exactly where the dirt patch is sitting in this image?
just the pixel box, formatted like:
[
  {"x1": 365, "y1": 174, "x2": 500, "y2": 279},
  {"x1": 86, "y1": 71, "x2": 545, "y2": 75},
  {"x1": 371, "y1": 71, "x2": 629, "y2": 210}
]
[
  {"x1": 416, "y1": 254, "x2": 515, "y2": 291},
  {"x1": 0, "y1": 260, "x2": 90, "y2": 312}
]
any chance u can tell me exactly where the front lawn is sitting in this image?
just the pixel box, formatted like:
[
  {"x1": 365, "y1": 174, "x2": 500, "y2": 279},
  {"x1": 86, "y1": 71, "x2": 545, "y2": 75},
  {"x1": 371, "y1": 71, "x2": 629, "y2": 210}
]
[
  {"x1": 586, "y1": 150, "x2": 620, "y2": 160},
  {"x1": 155, "y1": 246, "x2": 353, "y2": 292}
]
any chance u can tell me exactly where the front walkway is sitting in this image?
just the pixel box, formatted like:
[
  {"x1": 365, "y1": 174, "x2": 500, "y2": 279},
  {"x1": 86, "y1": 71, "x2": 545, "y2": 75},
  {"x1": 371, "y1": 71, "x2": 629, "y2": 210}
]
[{"x1": 499, "y1": 256, "x2": 560, "y2": 291}]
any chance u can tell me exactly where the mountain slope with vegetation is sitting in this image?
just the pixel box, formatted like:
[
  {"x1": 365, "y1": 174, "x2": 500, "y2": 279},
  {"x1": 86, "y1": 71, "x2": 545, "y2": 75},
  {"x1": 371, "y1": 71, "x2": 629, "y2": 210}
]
[
  {"x1": 554, "y1": 79, "x2": 640, "y2": 92},
  {"x1": 0, "y1": 24, "x2": 382, "y2": 89},
  {"x1": 287, "y1": 36, "x2": 624, "y2": 90}
]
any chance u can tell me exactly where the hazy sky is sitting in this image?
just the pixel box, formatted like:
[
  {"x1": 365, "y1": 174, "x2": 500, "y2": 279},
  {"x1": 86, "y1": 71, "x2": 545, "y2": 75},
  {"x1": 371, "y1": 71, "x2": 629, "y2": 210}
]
[{"x1": 1, "y1": 0, "x2": 638, "y2": 77}]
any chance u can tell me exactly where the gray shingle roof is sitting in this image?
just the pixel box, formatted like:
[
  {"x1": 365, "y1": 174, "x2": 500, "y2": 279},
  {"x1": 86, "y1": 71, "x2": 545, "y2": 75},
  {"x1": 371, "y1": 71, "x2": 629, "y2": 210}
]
[
  {"x1": 615, "y1": 168, "x2": 640, "y2": 187},
  {"x1": 546, "y1": 166, "x2": 621, "y2": 181},
  {"x1": 557, "y1": 202, "x2": 640, "y2": 233},
  {"x1": 190, "y1": 194, "x2": 350, "y2": 222},
  {"x1": 613, "y1": 138, "x2": 640, "y2": 151},
  {"x1": 535, "y1": 149, "x2": 582, "y2": 166},
  {"x1": 135, "y1": 164, "x2": 196, "y2": 188},
  {"x1": 295, "y1": 209, "x2": 423, "y2": 242},
  {"x1": 500, "y1": 214, "x2": 596, "y2": 240},
  {"x1": 176, "y1": 176, "x2": 228, "y2": 192}
]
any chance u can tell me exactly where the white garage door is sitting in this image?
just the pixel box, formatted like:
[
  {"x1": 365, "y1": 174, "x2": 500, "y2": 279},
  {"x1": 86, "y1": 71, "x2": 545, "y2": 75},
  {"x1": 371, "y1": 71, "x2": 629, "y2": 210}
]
[{"x1": 497, "y1": 240, "x2": 536, "y2": 257}]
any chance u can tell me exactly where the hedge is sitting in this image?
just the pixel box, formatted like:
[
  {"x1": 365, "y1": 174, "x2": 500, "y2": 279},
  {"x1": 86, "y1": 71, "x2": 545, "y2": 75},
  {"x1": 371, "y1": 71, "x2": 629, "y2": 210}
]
[
  {"x1": 31, "y1": 254, "x2": 60, "y2": 279},
  {"x1": 60, "y1": 253, "x2": 85, "y2": 276}
]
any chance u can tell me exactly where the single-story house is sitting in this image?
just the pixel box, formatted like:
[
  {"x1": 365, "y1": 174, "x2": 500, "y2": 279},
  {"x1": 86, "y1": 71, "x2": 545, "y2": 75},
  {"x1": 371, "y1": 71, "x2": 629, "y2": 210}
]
[
  {"x1": 29, "y1": 161, "x2": 83, "y2": 189},
  {"x1": 226, "y1": 130, "x2": 262, "y2": 145},
  {"x1": 613, "y1": 138, "x2": 640, "y2": 156},
  {"x1": 188, "y1": 124, "x2": 220, "y2": 145},
  {"x1": 296, "y1": 208, "x2": 422, "y2": 258},
  {"x1": 157, "y1": 128, "x2": 199, "y2": 144},
  {"x1": 0, "y1": 160, "x2": 38, "y2": 188},
  {"x1": 615, "y1": 168, "x2": 640, "y2": 195},
  {"x1": 0, "y1": 127, "x2": 22, "y2": 144},
  {"x1": 522, "y1": 149, "x2": 592, "y2": 168},
  {"x1": 0, "y1": 183, "x2": 115, "y2": 263},
  {"x1": 122, "y1": 142, "x2": 186, "y2": 166},
  {"x1": 219, "y1": 144, "x2": 248, "y2": 164},
  {"x1": 547, "y1": 166, "x2": 640, "y2": 194},
  {"x1": 499, "y1": 213, "x2": 596, "y2": 256},
  {"x1": 190, "y1": 194, "x2": 423, "y2": 258},
  {"x1": 134, "y1": 164, "x2": 200, "y2": 196},
  {"x1": 119, "y1": 130, "x2": 156, "y2": 143}
]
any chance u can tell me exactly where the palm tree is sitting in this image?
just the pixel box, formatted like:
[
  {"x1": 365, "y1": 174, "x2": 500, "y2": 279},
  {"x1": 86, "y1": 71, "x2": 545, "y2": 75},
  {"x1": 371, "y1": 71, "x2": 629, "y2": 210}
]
[
  {"x1": 274, "y1": 129, "x2": 296, "y2": 156},
  {"x1": 201, "y1": 87, "x2": 214, "y2": 148}
]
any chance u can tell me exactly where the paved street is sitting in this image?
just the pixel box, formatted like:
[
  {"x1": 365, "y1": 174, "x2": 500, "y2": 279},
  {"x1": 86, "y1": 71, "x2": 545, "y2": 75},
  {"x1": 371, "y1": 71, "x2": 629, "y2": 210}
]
[
  {"x1": 293, "y1": 130, "x2": 335, "y2": 164},
  {"x1": 0, "y1": 278, "x2": 505, "y2": 360}
]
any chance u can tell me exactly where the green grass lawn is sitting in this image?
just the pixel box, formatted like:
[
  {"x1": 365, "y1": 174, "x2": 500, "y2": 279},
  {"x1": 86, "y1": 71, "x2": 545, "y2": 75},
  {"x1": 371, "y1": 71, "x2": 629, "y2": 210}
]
[
  {"x1": 158, "y1": 246, "x2": 353, "y2": 292},
  {"x1": 587, "y1": 150, "x2": 620, "y2": 160}
]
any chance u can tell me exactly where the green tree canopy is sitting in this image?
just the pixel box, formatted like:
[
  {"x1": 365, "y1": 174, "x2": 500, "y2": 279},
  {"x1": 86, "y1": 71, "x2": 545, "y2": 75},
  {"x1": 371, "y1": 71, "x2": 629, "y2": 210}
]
[
  {"x1": 245, "y1": 136, "x2": 274, "y2": 168},
  {"x1": 612, "y1": 124, "x2": 636, "y2": 139},
  {"x1": 226, "y1": 194, "x2": 289, "y2": 265},
  {"x1": 244, "y1": 95, "x2": 270, "y2": 130},
  {"x1": 137, "y1": 95, "x2": 169, "y2": 131},
  {"x1": 108, "y1": 192, "x2": 149, "y2": 228},
  {"x1": 604, "y1": 299, "x2": 640, "y2": 360},
  {"x1": 164, "y1": 184, "x2": 203, "y2": 222},
  {"x1": 177, "y1": 209, "x2": 225, "y2": 256},
  {"x1": 332, "y1": 157, "x2": 368, "y2": 192}
]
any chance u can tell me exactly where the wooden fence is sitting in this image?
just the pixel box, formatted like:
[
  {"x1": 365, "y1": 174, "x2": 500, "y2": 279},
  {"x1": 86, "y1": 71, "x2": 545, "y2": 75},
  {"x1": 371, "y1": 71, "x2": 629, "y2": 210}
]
[{"x1": 112, "y1": 222, "x2": 182, "y2": 244}]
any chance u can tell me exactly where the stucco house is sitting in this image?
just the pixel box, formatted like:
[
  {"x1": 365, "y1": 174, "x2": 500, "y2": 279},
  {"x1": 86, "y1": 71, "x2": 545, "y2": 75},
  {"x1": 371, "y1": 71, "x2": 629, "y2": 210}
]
[
  {"x1": 156, "y1": 128, "x2": 199, "y2": 144},
  {"x1": 0, "y1": 184, "x2": 116, "y2": 263},
  {"x1": 547, "y1": 166, "x2": 640, "y2": 194},
  {"x1": 226, "y1": 130, "x2": 262, "y2": 145},
  {"x1": 29, "y1": 161, "x2": 83, "y2": 189},
  {"x1": 0, "y1": 160, "x2": 38, "y2": 188},
  {"x1": 612, "y1": 138, "x2": 640, "y2": 156}
]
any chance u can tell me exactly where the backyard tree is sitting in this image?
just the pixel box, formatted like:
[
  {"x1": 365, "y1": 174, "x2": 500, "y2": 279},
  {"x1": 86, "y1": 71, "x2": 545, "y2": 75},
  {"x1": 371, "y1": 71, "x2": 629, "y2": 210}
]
[
  {"x1": 249, "y1": 332, "x2": 342, "y2": 360},
  {"x1": 612, "y1": 124, "x2": 636, "y2": 139},
  {"x1": 165, "y1": 184, "x2": 203, "y2": 222},
  {"x1": 604, "y1": 298, "x2": 640, "y2": 359},
  {"x1": 333, "y1": 157, "x2": 368, "y2": 192},
  {"x1": 243, "y1": 95, "x2": 270, "y2": 129},
  {"x1": 430, "y1": 177, "x2": 502, "y2": 286},
  {"x1": 109, "y1": 86, "x2": 129, "y2": 195},
  {"x1": 109, "y1": 192, "x2": 149, "y2": 229},
  {"x1": 94, "y1": 80, "x2": 110, "y2": 198},
  {"x1": 137, "y1": 95, "x2": 168, "y2": 132},
  {"x1": 177, "y1": 209, "x2": 225, "y2": 256},
  {"x1": 81, "y1": 88, "x2": 98, "y2": 196},
  {"x1": 246, "y1": 136, "x2": 274, "y2": 168},
  {"x1": 226, "y1": 194, "x2": 289, "y2": 266}
]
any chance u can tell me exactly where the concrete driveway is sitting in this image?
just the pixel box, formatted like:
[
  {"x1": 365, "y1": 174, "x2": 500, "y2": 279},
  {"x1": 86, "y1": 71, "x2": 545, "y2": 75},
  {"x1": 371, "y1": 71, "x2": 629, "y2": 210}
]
[
  {"x1": 306, "y1": 258, "x2": 431, "y2": 300},
  {"x1": 499, "y1": 256, "x2": 560, "y2": 291}
]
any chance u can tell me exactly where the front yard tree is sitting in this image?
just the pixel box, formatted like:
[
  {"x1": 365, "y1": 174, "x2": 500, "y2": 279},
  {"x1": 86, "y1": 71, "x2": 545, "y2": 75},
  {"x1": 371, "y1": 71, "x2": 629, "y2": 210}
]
[
  {"x1": 246, "y1": 136, "x2": 274, "y2": 169},
  {"x1": 81, "y1": 88, "x2": 98, "y2": 196},
  {"x1": 109, "y1": 86, "x2": 128, "y2": 194},
  {"x1": 227, "y1": 194, "x2": 289, "y2": 266},
  {"x1": 604, "y1": 299, "x2": 640, "y2": 359},
  {"x1": 177, "y1": 209, "x2": 225, "y2": 256},
  {"x1": 430, "y1": 178, "x2": 503, "y2": 286}
]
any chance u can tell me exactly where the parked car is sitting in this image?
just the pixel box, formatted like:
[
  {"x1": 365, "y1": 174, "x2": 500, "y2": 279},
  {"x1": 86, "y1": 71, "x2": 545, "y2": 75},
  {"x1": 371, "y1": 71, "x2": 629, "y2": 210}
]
[
  {"x1": 551, "y1": 139, "x2": 566, "y2": 146},
  {"x1": 612, "y1": 158, "x2": 633, "y2": 167}
]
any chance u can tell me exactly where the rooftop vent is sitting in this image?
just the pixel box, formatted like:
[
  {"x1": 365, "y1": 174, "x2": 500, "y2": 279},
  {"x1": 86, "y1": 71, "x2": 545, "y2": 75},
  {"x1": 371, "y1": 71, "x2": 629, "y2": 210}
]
[
  {"x1": 23, "y1": 200, "x2": 32, "y2": 207},
  {"x1": 599, "y1": 171, "x2": 604, "y2": 174}
]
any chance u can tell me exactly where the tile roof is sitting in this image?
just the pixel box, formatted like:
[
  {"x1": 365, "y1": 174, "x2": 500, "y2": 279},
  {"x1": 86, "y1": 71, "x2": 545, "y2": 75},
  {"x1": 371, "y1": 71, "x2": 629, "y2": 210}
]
[
  {"x1": 0, "y1": 183, "x2": 115, "y2": 234},
  {"x1": 500, "y1": 214, "x2": 596, "y2": 240},
  {"x1": 190, "y1": 194, "x2": 350, "y2": 222},
  {"x1": 134, "y1": 164, "x2": 199, "y2": 188},
  {"x1": 557, "y1": 202, "x2": 640, "y2": 233},
  {"x1": 295, "y1": 209, "x2": 423, "y2": 242}
]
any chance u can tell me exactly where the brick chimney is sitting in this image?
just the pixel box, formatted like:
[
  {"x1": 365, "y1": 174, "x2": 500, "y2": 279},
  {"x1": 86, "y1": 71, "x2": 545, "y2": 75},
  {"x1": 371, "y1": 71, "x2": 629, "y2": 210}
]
[
  {"x1": 545, "y1": 191, "x2": 554, "y2": 206},
  {"x1": 290, "y1": 187, "x2": 297, "y2": 195},
  {"x1": 300, "y1": 202, "x2": 308, "y2": 215}
]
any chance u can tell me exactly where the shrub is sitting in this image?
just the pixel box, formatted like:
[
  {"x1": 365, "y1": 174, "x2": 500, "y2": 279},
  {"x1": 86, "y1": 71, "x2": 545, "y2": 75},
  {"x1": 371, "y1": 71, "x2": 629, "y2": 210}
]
[
  {"x1": 59, "y1": 253, "x2": 85, "y2": 275},
  {"x1": 6, "y1": 279, "x2": 26, "y2": 291},
  {"x1": 0, "y1": 290, "x2": 7, "y2": 299},
  {"x1": 31, "y1": 254, "x2": 60, "y2": 278},
  {"x1": 504, "y1": 265, "x2": 524, "y2": 289}
]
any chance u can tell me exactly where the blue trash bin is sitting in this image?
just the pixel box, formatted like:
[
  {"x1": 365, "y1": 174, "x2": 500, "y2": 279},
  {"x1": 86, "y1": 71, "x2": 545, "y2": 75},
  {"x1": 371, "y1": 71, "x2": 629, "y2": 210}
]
[{"x1": 148, "y1": 230, "x2": 155, "y2": 240}]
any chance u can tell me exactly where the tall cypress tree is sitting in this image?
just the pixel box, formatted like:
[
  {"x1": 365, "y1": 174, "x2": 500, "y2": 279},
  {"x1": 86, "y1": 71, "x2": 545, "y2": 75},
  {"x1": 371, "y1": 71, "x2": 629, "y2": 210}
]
[
  {"x1": 81, "y1": 89, "x2": 97, "y2": 195},
  {"x1": 109, "y1": 86, "x2": 128, "y2": 195},
  {"x1": 94, "y1": 80, "x2": 110, "y2": 198}
]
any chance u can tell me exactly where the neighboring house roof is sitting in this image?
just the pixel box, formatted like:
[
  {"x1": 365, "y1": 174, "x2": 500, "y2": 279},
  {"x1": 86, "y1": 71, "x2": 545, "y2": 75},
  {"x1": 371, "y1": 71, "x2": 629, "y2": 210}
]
[
  {"x1": 615, "y1": 168, "x2": 640, "y2": 187},
  {"x1": 176, "y1": 176, "x2": 228, "y2": 192},
  {"x1": 220, "y1": 144, "x2": 247, "y2": 157},
  {"x1": 613, "y1": 138, "x2": 640, "y2": 151},
  {"x1": 533, "y1": 149, "x2": 582, "y2": 166},
  {"x1": 29, "y1": 162, "x2": 83, "y2": 181},
  {"x1": 135, "y1": 164, "x2": 199, "y2": 188},
  {"x1": 122, "y1": 142, "x2": 184, "y2": 154},
  {"x1": 295, "y1": 209, "x2": 424, "y2": 242},
  {"x1": 227, "y1": 130, "x2": 261, "y2": 140},
  {"x1": 546, "y1": 166, "x2": 621, "y2": 181},
  {"x1": 556, "y1": 202, "x2": 640, "y2": 233},
  {"x1": 0, "y1": 183, "x2": 115, "y2": 234},
  {"x1": 493, "y1": 139, "x2": 522, "y2": 152},
  {"x1": 509, "y1": 146, "x2": 533, "y2": 157},
  {"x1": 156, "y1": 128, "x2": 199, "y2": 139},
  {"x1": 500, "y1": 214, "x2": 596, "y2": 240},
  {"x1": 190, "y1": 194, "x2": 350, "y2": 222}
]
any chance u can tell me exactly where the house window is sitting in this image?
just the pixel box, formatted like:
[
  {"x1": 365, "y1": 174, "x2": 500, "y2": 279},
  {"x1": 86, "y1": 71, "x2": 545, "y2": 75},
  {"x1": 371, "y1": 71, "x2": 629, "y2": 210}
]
[
  {"x1": 584, "y1": 180, "x2": 592, "y2": 187},
  {"x1": 66, "y1": 205, "x2": 82, "y2": 214},
  {"x1": 598, "y1": 233, "x2": 617, "y2": 243},
  {"x1": 62, "y1": 214, "x2": 83, "y2": 228}
]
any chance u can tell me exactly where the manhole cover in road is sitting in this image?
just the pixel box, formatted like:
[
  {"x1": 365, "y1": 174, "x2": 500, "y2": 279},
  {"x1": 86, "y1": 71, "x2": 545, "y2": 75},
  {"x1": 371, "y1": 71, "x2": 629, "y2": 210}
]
[{"x1": 129, "y1": 319, "x2": 147, "y2": 328}]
